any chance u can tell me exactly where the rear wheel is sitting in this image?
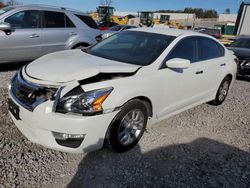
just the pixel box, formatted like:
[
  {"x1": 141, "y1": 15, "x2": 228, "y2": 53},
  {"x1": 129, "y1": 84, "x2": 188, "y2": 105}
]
[
  {"x1": 106, "y1": 100, "x2": 148, "y2": 153},
  {"x1": 209, "y1": 76, "x2": 231, "y2": 105}
]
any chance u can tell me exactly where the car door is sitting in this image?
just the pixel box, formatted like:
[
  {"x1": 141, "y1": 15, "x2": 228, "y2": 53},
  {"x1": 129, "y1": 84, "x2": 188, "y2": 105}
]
[
  {"x1": 40, "y1": 10, "x2": 77, "y2": 55},
  {"x1": 196, "y1": 37, "x2": 226, "y2": 98},
  {"x1": 156, "y1": 37, "x2": 208, "y2": 120},
  {"x1": 0, "y1": 10, "x2": 42, "y2": 63}
]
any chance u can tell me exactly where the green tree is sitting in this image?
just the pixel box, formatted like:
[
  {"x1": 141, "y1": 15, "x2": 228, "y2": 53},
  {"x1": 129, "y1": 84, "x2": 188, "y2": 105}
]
[
  {"x1": 184, "y1": 7, "x2": 204, "y2": 18},
  {"x1": 224, "y1": 8, "x2": 231, "y2": 14},
  {"x1": 203, "y1": 9, "x2": 218, "y2": 18}
]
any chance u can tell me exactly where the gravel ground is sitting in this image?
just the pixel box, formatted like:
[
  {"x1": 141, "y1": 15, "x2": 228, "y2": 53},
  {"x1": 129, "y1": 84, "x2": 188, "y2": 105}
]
[{"x1": 0, "y1": 70, "x2": 249, "y2": 188}]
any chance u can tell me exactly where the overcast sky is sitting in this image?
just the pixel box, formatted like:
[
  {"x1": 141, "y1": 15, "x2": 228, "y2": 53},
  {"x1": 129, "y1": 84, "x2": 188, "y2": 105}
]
[{"x1": 19, "y1": 0, "x2": 249, "y2": 13}]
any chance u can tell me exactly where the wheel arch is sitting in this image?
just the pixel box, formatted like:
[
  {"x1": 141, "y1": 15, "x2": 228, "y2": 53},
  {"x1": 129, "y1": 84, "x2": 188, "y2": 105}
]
[
  {"x1": 72, "y1": 42, "x2": 91, "y2": 49},
  {"x1": 119, "y1": 96, "x2": 153, "y2": 118},
  {"x1": 225, "y1": 73, "x2": 233, "y2": 81}
]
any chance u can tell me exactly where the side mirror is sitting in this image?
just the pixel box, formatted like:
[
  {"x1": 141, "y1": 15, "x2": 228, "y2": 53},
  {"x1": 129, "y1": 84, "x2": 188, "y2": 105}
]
[
  {"x1": 0, "y1": 22, "x2": 11, "y2": 31},
  {"x1": 165, "y1": 58, "x2": 191, "y2": 69}
]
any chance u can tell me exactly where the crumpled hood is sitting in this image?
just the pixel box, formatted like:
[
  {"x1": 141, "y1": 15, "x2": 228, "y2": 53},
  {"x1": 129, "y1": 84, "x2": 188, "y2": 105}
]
[{"x1": 25, "y1": 50, "x2": 140, "y2": 83}]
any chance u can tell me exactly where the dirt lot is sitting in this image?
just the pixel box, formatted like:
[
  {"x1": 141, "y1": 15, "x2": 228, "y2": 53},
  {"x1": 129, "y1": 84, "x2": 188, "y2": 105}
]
[{"x1": 0, "y1": 67, "x2": 249, "y2": 188}]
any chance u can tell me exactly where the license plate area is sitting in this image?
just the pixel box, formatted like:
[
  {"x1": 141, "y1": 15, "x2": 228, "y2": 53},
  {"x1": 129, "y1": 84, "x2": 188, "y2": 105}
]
[{"x1": 9, "y1": 99, "x2": 20, "y2": 120}]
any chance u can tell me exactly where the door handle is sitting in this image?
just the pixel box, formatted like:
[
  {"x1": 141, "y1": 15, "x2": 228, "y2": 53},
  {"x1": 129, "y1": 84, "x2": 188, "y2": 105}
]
[
  {"x1": 196, "y1": 70, "x2": 203, "y2": 74},
  {"x1": 220, "y1": 63, "x2": 226, "y2": 66},
  {"x1": 69, "y1": 32, "x2": 77, "y2": 36},
  {"x1": 30, "y1": 34, "x2": 40, "y2": 38}
]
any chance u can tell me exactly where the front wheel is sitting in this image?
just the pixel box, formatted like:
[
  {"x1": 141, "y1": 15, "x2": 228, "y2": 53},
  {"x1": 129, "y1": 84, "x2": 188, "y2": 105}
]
[
  {"x1": 106, "y1": 100, "x2": 148, "y2": 153},
  {"x1": 209, "y1": 76, "x2": 231, "y2": 105}
]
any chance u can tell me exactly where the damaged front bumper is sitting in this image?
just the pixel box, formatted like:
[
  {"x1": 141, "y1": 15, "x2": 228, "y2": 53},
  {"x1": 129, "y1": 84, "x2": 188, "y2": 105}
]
[{"x1": 8, "y1": 70, "x2": 119, "y2": 153}]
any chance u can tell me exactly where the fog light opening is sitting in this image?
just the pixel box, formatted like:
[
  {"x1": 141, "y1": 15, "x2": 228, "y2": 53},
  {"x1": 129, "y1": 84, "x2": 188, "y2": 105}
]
[{"x1": 52, "y1": 132, "x2": 85, "y2": 140}]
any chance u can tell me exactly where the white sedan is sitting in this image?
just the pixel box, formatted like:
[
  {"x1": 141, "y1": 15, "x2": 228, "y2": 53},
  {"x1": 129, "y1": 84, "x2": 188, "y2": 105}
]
[{"x1": 8, "y1": 28, "x2": 237, "y2": 153}]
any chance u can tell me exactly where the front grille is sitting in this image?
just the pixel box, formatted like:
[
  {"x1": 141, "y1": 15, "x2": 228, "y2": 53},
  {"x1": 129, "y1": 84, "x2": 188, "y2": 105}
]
[{"x1": 10, "y1": 71, "x2": 58, "y2": 111}]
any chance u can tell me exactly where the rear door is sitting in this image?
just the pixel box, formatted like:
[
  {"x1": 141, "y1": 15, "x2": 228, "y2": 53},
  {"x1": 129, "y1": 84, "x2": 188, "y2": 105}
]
[
  {"x1": 196, "y1": 37, "x2": 226, "y2": 97},
  {"x1": 0, "y1": 10, "x2": 41, "y2": 63},
  {"x1": 40, "y1": 10, "x2": 77, "y2": 55}
]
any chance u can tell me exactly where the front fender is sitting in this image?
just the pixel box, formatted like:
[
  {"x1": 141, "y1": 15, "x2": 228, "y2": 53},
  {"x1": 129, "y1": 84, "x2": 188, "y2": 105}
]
[{"x1": 80, "y1": 74, "x2": 158, "y2": 118}]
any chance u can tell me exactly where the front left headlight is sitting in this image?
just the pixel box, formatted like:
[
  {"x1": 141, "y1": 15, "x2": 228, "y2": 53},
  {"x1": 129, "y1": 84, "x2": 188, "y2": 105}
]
[{"x1": 56, "y1": 87, "x2": 113, "y2": 115}]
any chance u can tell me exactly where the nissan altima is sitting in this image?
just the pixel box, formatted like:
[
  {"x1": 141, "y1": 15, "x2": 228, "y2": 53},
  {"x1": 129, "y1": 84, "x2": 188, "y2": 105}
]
[{"x1": 8, "y1": 28, "x2": 237, "y2": 153}]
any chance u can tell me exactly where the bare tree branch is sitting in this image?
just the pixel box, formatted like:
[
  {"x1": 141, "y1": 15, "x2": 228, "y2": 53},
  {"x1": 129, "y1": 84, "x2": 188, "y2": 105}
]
[
  {"x1": 6, "y1": 0, "x2": 22, "y2": 6},
  {"x1": 99, "y1": 0, "x2": 113, "y2": 6}
]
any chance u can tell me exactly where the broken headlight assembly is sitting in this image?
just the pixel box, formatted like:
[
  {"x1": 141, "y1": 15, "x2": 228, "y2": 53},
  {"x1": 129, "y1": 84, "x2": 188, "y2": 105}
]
[{"x1": 56, "y1": 86, "x2": 113, "y2": 115}]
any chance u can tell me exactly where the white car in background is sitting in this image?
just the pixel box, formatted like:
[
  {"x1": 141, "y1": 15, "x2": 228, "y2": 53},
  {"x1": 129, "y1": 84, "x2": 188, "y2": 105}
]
[{"x1": 8, "y1": 28, "x2": 237, "y2": 153}]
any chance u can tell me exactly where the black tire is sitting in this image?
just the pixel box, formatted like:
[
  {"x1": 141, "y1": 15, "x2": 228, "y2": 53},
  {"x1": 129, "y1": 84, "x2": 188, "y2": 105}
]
[
  {"x1": 106, "y1": 99, "x2": 148, "y2": 153},
  {"x1": 209, "y1": 76, "x2": 231, "y2": 106}
]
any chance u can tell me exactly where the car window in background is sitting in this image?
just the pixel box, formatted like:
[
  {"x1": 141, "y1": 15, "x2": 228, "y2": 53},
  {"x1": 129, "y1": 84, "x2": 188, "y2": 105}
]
[
  {"x1": 200, "y1": 28, "x2": 221, "y2": 38},
  {"x1": 44, "y1": 11, "x2": 75, "y2": 28},
  {"x1": 198, "y1": 37, "x2": 224, "y2": 61},
  {"x1": 167, "y1": 37, "x2": 197, "y2": 63},
  {"x1": 109, "y1": 25, "x2": 123, "y2": 31},
  {"x1": 89, "y1": 31, "x2": 175, "y2": 66},
  {"x1": 75, "y1": 14, "x2": 98, "y2": 29},
  {"x1": 230, "y1": 38, "x2": 250, "y2": 49},
  {"x1": 5, "y1": 10, "x2": 39, "y2": 29},
  {"x1": 0, "y1": 7, "x2": 14, "y2": 15}
]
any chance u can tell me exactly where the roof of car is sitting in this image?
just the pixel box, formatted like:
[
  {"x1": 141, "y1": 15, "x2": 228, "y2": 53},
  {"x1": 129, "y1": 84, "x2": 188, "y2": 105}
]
[
  {"x1": 9, "y1": 4, "x2": 86, "y2": 15},
  {"x1": 130, "y1": 27, "x2": 202, "y2": 37}
]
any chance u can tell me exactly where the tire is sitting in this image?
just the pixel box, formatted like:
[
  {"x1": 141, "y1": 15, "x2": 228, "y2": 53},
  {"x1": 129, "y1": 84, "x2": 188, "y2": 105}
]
[
  {"x1": 209, "y1": 76, "x2": 231, "y2": 106},
  {"x1": 106, "y1": 99, "x2": 148, "y2": 153}
]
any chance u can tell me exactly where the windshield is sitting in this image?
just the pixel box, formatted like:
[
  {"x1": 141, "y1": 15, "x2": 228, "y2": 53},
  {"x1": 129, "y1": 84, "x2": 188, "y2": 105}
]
[
  {"x1": 109, "y1": 25, "x2": 123, "y2": 31},
  {"x1": 88, "y1": 31, "x2": 175, "y2": 66},
  {"x1": 230, "y1": 38, "x2": 250, "y2": 49},
  {"x1": 141, "y1": 12, "x2": 153, "y2": 19},
  {"x1": 0, "y1": 7, "x2": 14, "y2": 15}
]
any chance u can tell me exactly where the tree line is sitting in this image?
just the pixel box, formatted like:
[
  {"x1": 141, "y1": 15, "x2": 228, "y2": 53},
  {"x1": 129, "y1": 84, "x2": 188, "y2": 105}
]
[
  {"x1": 0, "y1": 0, "x2": 21, "y2": 8},
  {"x1": 156, "y1": 7, "x2": 219, "y2": 18}
]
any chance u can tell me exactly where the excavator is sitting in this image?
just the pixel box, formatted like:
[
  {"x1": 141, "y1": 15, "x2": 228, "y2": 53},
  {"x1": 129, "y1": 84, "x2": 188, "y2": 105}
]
[
  {"x1": 89, "y1": 6, "x2": 116, "y2": 30},
  {"x1": 90, "y1": 6, "x2": 135, "y2": 30},
  {"x1": 138, "y1": 11, "x2": 183, "y2": 29},
  {"x1": 138, "y1": 11, "x2": 154, "y2": 27}
]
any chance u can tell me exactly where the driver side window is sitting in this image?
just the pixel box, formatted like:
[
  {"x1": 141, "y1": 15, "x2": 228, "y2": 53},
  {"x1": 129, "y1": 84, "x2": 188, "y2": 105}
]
[
  {"x1": 166, "y1": 37, "x2": 197, "y2": 63},
  {"x1": 5, "y1": 10, "x2": 40, "y2": 29}
]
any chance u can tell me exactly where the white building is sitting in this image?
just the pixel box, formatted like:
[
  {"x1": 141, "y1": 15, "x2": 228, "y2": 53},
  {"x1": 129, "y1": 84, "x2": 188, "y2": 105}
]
[
  {"x1": 235, "y1": 3, "x2": 250, "y2": 35},
  {"x1": 153, "y1": 12, "x2": 196, "y2": 21},
  {"x1": 114, "y1": 11, "x2": 138, "y2": 17},
  {"x1": 218, "y1": 14, "x2": 237, "y2": 22},
  {"x1": 114, "y1": 11, "x2": 196, "y2": 21}
]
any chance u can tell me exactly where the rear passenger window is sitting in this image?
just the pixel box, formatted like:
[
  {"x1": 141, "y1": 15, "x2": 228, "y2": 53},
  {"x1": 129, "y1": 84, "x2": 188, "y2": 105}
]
[
  {"x1": 167, "y1": 37, "x2": 197, "y2": 63},
  {"x1": 75, "y1": 14, "x2": 98, "y2": 29},
  {"x1": 198, "y1": 38, "x2": 224, "y2": 61},
  {"x1": 44, "y1": 11, "x2": 75, "y2": 28}
]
